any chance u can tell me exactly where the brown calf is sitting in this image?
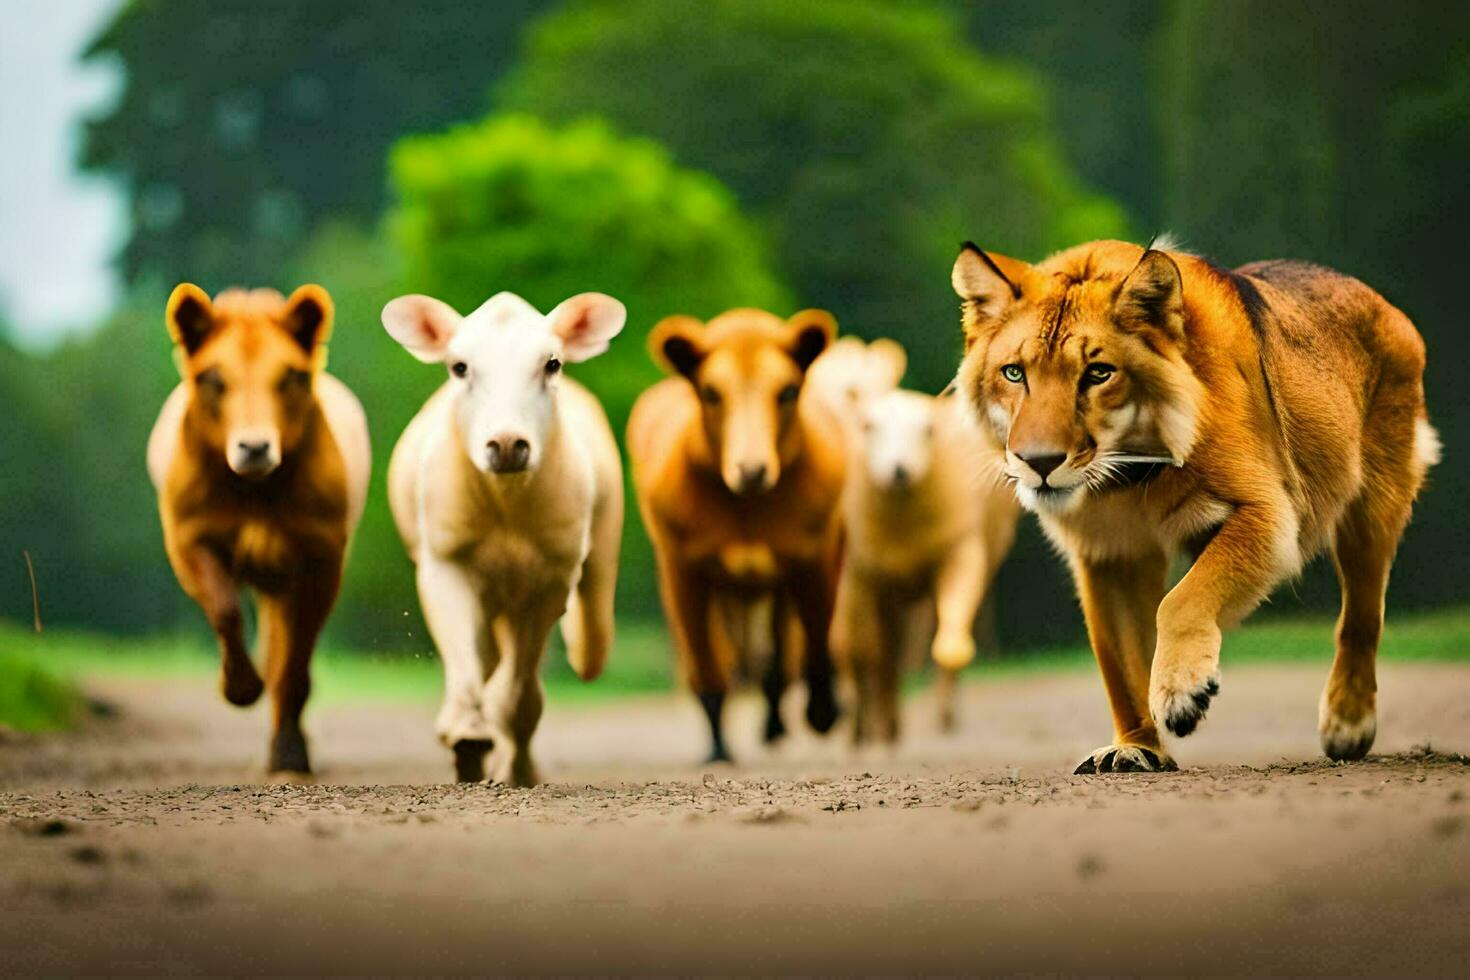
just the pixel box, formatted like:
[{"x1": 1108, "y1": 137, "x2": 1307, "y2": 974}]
[
  {"x1": 628, "y1": 308, "x2": 847, "y2": 762},
  {"x1": 147, "y1": 284, "x2": 370, "y2": 777}
]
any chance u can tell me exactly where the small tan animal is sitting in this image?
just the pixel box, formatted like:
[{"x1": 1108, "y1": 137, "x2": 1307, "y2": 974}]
[
  {"x1": 147, "y1": 284, "x2": 370, "y2": 778},
  {"x1": 804, "y1": 335, "x2": 909, "y2": 446},
  {"x1": 834, "y1": 389, "x2": 1019, "y2": 742},
  {"x1": 628, "y1": 308, "x2": 846, "y2": 762},
  {"x1": 952, "y1": 238, "x2": 1437, "y2": 772},
  {"x1": 384, "y1": 290, "x2": 625, "y2": 786}
]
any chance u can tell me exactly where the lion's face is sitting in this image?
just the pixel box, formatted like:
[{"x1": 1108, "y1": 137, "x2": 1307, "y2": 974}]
[{"x1": 952, "y1": 243, "x2": 1203, "y2": 514}]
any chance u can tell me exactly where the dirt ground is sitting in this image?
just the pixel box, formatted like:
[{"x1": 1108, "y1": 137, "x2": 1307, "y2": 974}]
[{"x1": 2, "y1": 661, "x2": 1469, "y2": 975}]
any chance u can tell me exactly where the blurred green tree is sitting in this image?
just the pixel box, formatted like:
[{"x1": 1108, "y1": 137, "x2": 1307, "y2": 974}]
[
  {"x1": 947, "y1": 0, "x2": 1167, "y2": 234},
  {"x1": 500, "y1": 0, "x2": 1128, "y2": 392},
  {"x1": 0, "y1": 310, "x2": 185, "y2": 633},
  {"x1": 81, "y1": 0, "x2": 551, "y2": 289}
]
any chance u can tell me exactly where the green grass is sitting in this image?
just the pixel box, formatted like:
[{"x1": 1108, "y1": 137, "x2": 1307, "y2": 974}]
[
  {"x1": 0, "y1": 643, "x2": 82, "y2": 732},
  {"x1": 0, "y1": 617, "x2": 676, "y2": 711},
  {"x1": 2, "y1": 608, "x2": 1467, "y2": 725}
]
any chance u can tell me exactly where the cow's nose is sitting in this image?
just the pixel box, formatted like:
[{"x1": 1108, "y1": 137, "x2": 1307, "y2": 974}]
[
  {"x1": 737, "y1": 462, "x2": 769, "y2": 494},
  {"x1": 486, "y1": 436, "x2": 531, "y2": 473},
  {"x1": 236, "y1": 439, "x2": 271, "y2": 460},
  {"x1": 1017, "y1": 451, "x2": 1066, "y2": 481}
]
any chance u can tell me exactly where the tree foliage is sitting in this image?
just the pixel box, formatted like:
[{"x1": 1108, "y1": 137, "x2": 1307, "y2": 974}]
[
  {"x1": 81, "y1": 0, "x2": 550, "y2": 288},
  {"x1": 500, "y1": 0, "x2": 1128, "y2": 392}
]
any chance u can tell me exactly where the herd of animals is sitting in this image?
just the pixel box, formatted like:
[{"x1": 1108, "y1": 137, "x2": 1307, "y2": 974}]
[{"x1": 145, "y1": 237, "x2": 1438, "y2": 785}]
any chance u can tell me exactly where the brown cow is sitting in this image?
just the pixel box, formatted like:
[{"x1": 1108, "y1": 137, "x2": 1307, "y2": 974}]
[
  {"x1": 147, "y1": 284, "x2": 370, "y2": 778},
  {"x1": 628, "y1": 308, "x2": 846, "y2": 762}
]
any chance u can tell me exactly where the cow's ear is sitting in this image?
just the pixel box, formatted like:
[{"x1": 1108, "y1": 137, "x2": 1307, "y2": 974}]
[
  {"x1": 952, "y1": 243, "x2": 1027, "y2": 349},
  {"x1": 283, "y1": 284, "x2": 334, "y2": 356},
  {"x1": 1114, "y1": 249, "x2": 1184, "y2": 340},
  {"x1": 648, "y1": 314, "x2": 706, "y2": 378},
  {"x1": 166, "y1": 283, "x2": 215, "y2": 355},
  {"x1": 868, "y1": 337, "x2": 907, "y2": 388},
  {"x1": 786, "y1": 309, "x2": 837, "y2": 370},
  {"x1": 381, "y1": 294, "x2": 462, "y2": 363},
  {"x1": 547, "y1": 292, "x2": 626, "y2": 363}
]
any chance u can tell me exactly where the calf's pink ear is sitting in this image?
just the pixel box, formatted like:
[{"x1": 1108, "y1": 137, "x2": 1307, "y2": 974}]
[
  {"x1": 381, "y1": 294, "x2": 462, "y2": 363},
  {"x1": 546, "y1": 292, "x2": 626, "y2": 363}
]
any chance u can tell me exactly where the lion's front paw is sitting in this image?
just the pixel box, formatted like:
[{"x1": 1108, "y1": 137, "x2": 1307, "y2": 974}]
[
  {"x1": 1151, "y1": 670, "x2": 1220, "y2": 738},
  {"x1": 1073, "y1": 744, "x2": 1177, "y2": 774}
]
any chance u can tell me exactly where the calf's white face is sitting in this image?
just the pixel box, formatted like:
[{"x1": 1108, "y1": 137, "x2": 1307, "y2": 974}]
[
  {"x1": 382, "y1": 290, "x2": 625, "y2": 474},
  {"x1": 861, "y1": 391, "x2": 937, "y2": 491}
]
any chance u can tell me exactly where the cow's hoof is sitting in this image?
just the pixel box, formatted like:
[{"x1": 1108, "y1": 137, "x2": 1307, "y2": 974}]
[
  {"x1": 221, "y1": 663, "x2": 264, "y2": 707},
  {"x1": 268, "y1": 730, "x2": 310, "y2": 775},
  {"x1": 266, "y1": 769, "x2": 315, "y2": 785},
  {"x1": 763, "y1": 707, "x2": 787, "y2": 744},
  {"x1": 805, "y1": 688, "x2": 840, "y2": 735},
  {"x1": 452, "y1": 738, "x2": 494, "y2": 783},
  {"x1": 1073, "y1": 744, "x2": 1177, "y2": 775}
]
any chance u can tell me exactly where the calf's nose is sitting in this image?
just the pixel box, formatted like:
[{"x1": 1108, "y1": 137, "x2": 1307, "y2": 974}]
[
  {"x1": 236, "y1": 439, "x2": 272, "y2": 461},
  {"x1": 486, "y1": 435, "x2": 532, "y2": 474}
]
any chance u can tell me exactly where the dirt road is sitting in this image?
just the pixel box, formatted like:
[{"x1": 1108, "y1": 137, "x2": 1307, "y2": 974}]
[{"x1": 3, "y1": 661, "x2": 1469, "y2": 974}]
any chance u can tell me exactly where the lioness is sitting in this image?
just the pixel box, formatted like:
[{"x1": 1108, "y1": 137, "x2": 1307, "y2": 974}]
[{"x1": 951, "y1": 239, "x2": 1438, "y2": 773}]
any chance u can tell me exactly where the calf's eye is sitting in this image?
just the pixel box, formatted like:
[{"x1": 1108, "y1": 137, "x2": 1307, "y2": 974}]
[
  {"x1": 700, "y1": 384, "x2": 721, "y2": 405},
  {"x1": 1001, "y1": 364, "x2": 1025, "y2": 384},
  {"x1": 777, "y1": 383, "x2": 800, "y2": 405},
  {"x1": 450, "y1": 361, "x2": 468, "y2": 379},
  {"x1": 545, "y1": 357, "x2": 562, "y2": 375}
]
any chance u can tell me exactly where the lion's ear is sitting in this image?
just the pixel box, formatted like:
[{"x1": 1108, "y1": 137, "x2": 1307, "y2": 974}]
[
  {"x1": 1115, "y1": 249, "x2": 1184, "y2": 340},
  {"x1": 952, "y1": 243, "x2": 1025, "y2": 348}
]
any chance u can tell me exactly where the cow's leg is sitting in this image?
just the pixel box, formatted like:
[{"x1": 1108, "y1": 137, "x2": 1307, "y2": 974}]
[
  {"x1": 417, "y1": 555, "x2": 496, "y2": 781},
  {"x1": 761, "y1": 592, "x2": 791, "y2": 744},
  {"x1": 655, "y1": 547, "x2": 730, "y2": 763},
  {"x1": 563, "y1": 482, "x2": 622, "y2": 682},
  {"x1": 836, "y1": 571, "x2": 882, "y2": 745},
  {"x1": 931, "y1": 534, "x2": 989, "y2": 733},
  {"x1": 260, "y1": 559, "x2": 340, "y2": 777},
  {"x1": 182, "y1": 545, "x2": 262, "y2": 707},
  {"x1": 788, "y1": 558, "x2": 840, "y2": 735},
  {"x1": 483, "y1": 594, "x2": 563, "y2": 787}
]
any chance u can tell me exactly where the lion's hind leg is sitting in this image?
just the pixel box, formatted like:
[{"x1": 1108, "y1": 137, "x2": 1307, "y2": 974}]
[{"x1": 1320, "y1": 405, "x2": 1430, "y2": 761}]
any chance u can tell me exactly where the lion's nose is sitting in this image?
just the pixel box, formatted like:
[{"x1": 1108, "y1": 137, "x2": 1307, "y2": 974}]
[{"x1": 1017, "y1": 451, "x2": 1066, "y2": 481}]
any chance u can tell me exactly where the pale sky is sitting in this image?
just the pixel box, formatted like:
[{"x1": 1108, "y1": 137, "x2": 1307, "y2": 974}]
[{"x1": 0, "y1": 0, "x2": 126, "y2": 348}]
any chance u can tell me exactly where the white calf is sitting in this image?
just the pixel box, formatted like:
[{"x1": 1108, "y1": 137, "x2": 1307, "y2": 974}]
[{"x1": 383, "y1": 290, "x2": 625, "y2": 785}]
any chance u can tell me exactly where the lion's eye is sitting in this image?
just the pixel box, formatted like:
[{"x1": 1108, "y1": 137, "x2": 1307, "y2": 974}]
[
  {"x1": 545, "y1": 357, "x2": 562, "y2": 375},
  {"x1": 1000, "y1": 364, "x2": 1025, "y2": 384},
  {"x1": 450, "y1": 361, "x2": 468, "y2": 379},
  {"x1": 700, "y1": 384, "x2": 721, "y2": 405},
  {"x1": 777, "y1": 383, "x2": 800, "y2": 405},
  {"x1": 1083, "y1": 363, "x2": 1116, "y2": 385}
]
